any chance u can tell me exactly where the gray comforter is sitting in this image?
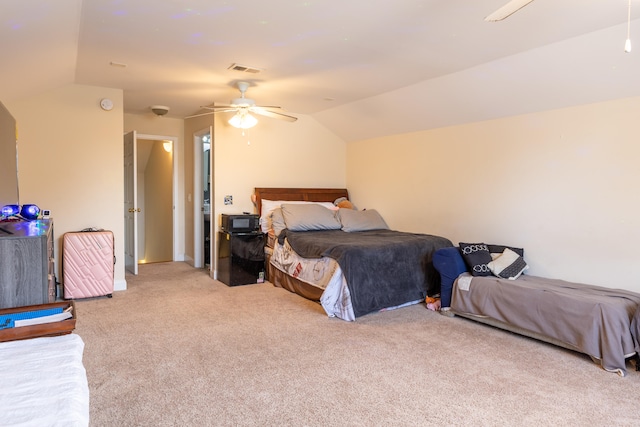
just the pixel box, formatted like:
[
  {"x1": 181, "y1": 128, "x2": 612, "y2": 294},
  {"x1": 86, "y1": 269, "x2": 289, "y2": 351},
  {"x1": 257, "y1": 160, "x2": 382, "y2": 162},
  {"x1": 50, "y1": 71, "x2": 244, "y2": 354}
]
[
  {"x1": 279, "y1": 229, "x2": 453, "y2": 318},
  {"x1": 451, "y1": 274, "x2": 640, "y2": 375}
]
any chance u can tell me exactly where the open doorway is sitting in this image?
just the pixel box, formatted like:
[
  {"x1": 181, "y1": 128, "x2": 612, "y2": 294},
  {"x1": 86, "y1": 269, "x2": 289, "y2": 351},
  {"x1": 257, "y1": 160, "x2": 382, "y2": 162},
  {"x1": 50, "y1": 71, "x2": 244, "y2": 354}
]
[
  {"x1": 124, "y1": 132, "x2": 179, "y2": 274},
  {"x1": 193, "y1": 128, "x2": 212, "y2": 271},
  {"x1": 137, "y1": 138, "x2": 173, "y2": 263}
]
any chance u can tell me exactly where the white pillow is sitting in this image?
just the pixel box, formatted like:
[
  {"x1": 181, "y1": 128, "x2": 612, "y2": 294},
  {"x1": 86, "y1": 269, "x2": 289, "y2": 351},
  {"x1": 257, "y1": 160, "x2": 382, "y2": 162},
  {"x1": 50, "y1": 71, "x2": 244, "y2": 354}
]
[
  {"x1": 487, "y1": 248, "x2": 529, "y2": 280},
  {"x1": 260, "y1": 199, "x2": 336, "y2": 232}
]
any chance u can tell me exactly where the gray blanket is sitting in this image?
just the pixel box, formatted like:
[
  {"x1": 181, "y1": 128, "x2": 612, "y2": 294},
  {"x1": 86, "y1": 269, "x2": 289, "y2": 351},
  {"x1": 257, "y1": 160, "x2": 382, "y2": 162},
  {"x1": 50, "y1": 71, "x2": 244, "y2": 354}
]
[
  {"x1": 451, "y1": 274, "x2": 640, "y2": 375},
  {"x1": 279, "y1": 229, "x2": 453, "y2": 317}
]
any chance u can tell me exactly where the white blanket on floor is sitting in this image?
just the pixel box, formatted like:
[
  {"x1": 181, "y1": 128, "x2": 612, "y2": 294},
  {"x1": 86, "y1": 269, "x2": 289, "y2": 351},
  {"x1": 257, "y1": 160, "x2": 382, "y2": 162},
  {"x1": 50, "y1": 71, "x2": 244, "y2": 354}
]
[{"x1": 0, "y1": 334, "x2": 89, "y2": 427}]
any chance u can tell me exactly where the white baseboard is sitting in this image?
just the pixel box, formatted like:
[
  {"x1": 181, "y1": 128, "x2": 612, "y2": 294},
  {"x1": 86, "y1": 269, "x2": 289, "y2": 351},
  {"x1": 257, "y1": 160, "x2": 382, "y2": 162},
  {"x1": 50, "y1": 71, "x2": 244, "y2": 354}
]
[{"x1": 114, "y1": 279, "x2": 127, "y2": 291}]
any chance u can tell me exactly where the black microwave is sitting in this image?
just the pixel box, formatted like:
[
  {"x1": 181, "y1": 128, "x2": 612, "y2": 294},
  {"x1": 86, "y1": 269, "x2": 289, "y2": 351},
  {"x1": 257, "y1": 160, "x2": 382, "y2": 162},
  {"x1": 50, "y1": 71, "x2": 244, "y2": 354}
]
[{"x1": 221, "y1": 214, "x2": 260, "y2": 233}]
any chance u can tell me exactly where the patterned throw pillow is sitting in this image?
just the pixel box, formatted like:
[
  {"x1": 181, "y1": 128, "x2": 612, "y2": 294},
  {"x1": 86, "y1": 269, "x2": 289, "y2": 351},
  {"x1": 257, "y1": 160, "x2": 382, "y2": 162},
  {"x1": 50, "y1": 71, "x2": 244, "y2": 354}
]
[
  {"x1": 487, "y1": 244, "x2": 524, "y2": 259},
  {"x1": 458, "y1": 242, "x2": 493, "y2": 276},
  {"x1": 487, "y1": 248, "x2": 529, "y2": 280}
]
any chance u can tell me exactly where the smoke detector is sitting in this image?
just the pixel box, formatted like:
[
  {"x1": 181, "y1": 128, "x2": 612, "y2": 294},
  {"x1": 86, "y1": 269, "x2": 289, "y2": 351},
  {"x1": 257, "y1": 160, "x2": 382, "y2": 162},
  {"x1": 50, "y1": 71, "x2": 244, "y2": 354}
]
[{"x1": 150, "y1": 105, "x2": 170, "y2": 116}]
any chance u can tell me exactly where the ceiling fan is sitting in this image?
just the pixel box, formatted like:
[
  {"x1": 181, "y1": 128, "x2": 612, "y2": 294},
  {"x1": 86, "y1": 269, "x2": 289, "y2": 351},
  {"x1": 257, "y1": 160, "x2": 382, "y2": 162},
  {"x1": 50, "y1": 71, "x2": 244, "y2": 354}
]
[
  {"x1": 484, "y1": 0, "x2": 535, "y2": 22},
  {"x1": 187, "y1": 81, "x2": 297, "y2": 129},
  {"x1": 486, "y1": 0, "x2": 633, "y2": 52}
]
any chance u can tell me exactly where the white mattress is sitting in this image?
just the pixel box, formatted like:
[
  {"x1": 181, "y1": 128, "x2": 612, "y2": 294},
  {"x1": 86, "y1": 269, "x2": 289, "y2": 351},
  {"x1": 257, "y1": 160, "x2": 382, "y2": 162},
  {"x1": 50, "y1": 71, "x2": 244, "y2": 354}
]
[{"x1": 0, "y1": 333, "x2": 89, "y2": 427}]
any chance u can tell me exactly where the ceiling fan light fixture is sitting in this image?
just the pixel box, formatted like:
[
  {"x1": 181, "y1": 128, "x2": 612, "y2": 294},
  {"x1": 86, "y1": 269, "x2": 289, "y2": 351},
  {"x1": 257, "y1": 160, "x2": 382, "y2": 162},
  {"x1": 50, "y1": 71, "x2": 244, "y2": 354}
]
[{"x1": 229, "y1": 112, "x2": 258, "y2": 129}]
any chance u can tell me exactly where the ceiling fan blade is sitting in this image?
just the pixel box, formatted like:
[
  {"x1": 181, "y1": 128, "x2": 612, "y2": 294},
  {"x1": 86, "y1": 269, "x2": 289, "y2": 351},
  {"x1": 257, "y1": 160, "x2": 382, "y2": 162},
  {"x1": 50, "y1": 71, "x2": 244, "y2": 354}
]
[
  {"x1": 184, "y1": 111, "x2": 215, "y2": 119},
  {"x1": 209, "y1": 108, "x2": 239, "y2": 113},
  {"x1": 255, "y1": 105, "x2": 284, "y2": 110},
  {"x1": 251, "y1": 107, "x2": 298, "y2": 122},
  {"x1": 185, "y1": 107, "x2": 240, "y2": 119},
  {"x1": 484, "y1": 0, "x2": 535, "y2": 22},
  {"x1": 200, "y1": 104, "x2": 233, "y2": 110}
]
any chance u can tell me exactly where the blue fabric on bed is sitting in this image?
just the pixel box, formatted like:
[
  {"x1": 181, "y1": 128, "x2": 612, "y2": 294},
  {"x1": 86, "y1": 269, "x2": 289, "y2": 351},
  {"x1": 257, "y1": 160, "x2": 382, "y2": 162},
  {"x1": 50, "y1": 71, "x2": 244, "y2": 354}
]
[{"x1": 433, "y1": 247, "x2": 468, "y2": 308}]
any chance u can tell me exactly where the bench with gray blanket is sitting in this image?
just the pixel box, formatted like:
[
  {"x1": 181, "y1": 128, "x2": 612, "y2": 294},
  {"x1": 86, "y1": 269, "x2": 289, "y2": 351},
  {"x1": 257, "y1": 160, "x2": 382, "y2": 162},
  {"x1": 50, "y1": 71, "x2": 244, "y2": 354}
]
[{"x1": 433, "y1": 246, "x2": 640, "y2": 376}]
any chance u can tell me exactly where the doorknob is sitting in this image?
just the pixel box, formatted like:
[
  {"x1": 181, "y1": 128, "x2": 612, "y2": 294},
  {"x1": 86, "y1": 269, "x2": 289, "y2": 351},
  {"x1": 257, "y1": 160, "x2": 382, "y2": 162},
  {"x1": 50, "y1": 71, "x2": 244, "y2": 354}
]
[
  {"x1": 137, "y1": 208, "x2": 141, "y2": 212},
  {"x1": 128, "y1": 208, "x2": 134, "y2": 213}
]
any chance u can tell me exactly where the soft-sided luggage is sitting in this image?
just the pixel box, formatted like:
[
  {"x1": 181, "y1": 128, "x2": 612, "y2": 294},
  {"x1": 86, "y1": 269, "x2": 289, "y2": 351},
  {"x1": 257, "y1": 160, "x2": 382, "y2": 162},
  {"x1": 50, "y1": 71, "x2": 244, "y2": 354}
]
[{"x1": 63, "y1": 230, "x2": 114, "y2": 299}]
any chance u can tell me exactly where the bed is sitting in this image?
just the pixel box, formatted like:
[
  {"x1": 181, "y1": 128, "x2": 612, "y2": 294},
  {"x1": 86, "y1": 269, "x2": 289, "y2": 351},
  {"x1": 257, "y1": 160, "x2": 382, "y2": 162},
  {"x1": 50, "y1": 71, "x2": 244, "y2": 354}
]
[
  {"x1": 255, "y1": 187, "x2": 453, "y2": 320},
  {"x1": 0, "y1": 333, "x2": 90, "y2": 426}
]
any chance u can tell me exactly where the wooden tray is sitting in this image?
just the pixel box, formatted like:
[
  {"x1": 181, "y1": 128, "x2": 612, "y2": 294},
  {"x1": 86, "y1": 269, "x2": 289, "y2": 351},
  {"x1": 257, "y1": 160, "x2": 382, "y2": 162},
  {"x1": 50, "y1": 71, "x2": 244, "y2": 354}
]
[{"x1": 0, "y1": 300, "x2": 76, "y2": 342}]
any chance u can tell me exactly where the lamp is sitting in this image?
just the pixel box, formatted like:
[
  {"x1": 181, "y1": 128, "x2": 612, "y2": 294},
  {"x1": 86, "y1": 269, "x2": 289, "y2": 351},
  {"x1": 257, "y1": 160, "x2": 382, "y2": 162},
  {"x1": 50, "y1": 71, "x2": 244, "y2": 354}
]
[
  {"x1": 163, "y1": 140, "x2": 172, "y2": 153},
  {"x1": 228, "y1": 111, "x2": 258, "y2": 129},
  {"x1": 20, "y1": 204, "x2": 40, "y2": 220},
  {"x1": 1, "y1": 204, "x2": 20, "y2": 218}
]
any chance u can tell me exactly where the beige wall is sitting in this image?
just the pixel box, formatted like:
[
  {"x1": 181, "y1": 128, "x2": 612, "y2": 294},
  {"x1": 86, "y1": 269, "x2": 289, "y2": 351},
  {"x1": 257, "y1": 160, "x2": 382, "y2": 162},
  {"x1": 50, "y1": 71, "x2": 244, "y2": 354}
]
[
  {"x1": 347, "y1": 96, "x2": 640, "y2": 291},
  {"x1": 9, "y1": 82, "x2": 637, "y2": 295},
  {"x1": 212, "y1": 113, "x2": 347, "y2": 273},
  {"x1": 7, "y1": 84, "x2": 126, "y2": 290}
]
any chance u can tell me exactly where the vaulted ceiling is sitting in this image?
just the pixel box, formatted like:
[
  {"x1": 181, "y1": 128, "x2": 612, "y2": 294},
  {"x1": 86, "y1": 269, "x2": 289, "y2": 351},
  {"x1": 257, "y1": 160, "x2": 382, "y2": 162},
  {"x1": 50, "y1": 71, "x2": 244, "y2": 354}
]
[{"x1": 2, "y1": 0, "x2": 639, "y2": 141}]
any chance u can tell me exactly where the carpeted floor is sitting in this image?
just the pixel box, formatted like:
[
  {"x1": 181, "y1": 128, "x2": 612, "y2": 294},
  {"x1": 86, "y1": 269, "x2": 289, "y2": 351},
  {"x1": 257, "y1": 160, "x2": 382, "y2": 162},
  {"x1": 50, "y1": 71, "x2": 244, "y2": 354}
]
[{"x1": 74, "y1": 262, "x2": 640, "y2": 426}]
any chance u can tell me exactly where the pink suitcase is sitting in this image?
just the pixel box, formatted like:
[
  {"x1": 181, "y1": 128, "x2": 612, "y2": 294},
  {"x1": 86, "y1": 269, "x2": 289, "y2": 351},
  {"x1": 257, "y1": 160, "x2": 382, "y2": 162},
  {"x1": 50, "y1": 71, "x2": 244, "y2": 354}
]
[{"x1": 63, "y1": 230, "x2": 114, "y2": 299}]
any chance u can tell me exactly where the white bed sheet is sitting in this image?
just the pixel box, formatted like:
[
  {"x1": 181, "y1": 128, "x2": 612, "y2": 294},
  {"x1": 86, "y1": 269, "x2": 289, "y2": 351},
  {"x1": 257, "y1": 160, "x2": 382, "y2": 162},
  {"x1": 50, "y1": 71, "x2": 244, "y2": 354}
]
[{"x1": 0, "y1": 333, "x2": 89, "y2": 427}]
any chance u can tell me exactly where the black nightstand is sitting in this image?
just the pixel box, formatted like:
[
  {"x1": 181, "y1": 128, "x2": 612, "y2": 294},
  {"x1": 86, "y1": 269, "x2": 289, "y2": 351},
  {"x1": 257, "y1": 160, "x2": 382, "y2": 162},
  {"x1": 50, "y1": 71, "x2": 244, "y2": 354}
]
[{"x1": 217, "y1": 231, "x2": 265, "y2": 286}]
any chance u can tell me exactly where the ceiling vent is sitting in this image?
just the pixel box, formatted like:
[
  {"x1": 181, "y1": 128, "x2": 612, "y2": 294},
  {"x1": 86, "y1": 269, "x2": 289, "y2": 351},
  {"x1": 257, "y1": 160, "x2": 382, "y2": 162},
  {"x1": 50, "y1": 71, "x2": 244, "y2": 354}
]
[{"x1": 228, "y1": 63, "x2": 263, "y2": 73}]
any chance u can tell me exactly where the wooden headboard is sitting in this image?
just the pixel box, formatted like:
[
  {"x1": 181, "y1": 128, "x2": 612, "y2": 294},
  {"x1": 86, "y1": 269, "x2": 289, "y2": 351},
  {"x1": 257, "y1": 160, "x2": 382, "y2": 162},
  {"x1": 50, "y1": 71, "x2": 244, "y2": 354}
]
[{"x1": 254, "y1": 187, "x2": 349, "y2": 214}]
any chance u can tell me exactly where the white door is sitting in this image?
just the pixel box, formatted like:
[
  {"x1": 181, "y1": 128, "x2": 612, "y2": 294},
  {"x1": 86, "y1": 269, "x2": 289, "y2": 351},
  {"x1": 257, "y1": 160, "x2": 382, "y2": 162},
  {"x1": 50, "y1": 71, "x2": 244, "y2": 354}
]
[{"x1": 124, "y1": 130, "x2": 138, "y2": 275}]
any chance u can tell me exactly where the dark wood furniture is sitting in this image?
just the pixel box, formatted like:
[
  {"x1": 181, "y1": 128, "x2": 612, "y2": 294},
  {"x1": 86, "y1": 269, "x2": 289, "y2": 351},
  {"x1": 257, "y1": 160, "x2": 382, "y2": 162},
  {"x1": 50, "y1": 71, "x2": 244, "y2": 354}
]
[
  {"x1": 0, "y1": 300, "x2": 76, "y2": 342},
  {"x1": 0, "y1": 219, "x2": 55, "y2": 309}
]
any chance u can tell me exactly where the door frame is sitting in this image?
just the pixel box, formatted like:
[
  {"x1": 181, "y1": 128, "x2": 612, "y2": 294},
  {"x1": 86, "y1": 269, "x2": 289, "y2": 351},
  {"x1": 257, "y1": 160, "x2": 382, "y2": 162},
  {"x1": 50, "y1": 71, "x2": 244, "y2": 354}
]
[
  {"x1": 123, "y1": 131, "x2": 138, "y2": 275},
  {"x1": 193, "y1": 128, "x2": 211, "y2": 270}
]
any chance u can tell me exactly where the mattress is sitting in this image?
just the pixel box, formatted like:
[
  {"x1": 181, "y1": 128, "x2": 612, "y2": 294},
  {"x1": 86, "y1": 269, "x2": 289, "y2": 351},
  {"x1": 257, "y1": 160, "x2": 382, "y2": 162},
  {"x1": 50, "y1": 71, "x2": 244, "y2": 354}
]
[
  {"x1": 0, "y1": 334, "x2": 90, "y2": 426},
  {"x1": 269, "y1": 238, "x2": 355, "y2": 320}
]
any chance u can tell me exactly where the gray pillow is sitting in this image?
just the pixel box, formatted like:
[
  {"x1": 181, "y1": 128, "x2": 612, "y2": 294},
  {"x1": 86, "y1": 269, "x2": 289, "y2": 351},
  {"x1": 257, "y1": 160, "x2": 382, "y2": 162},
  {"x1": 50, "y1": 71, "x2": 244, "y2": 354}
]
[
  {"x1": 338, "y1": 208, "x2": 388, "y2": 232},
  {"x1": 281, "y1": 203, "x2": 341, "y2": 231},
  {"x1": 270, "y1": 208, "x2": 286, "y2": 236}
]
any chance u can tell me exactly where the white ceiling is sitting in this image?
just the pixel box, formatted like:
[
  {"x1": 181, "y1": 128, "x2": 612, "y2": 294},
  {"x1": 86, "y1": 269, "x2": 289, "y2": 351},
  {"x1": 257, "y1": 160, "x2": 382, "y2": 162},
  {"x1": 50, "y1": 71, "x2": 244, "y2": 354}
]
[{"x1": 2, "y1": 0, "x2": 640, "y2": 141}]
